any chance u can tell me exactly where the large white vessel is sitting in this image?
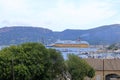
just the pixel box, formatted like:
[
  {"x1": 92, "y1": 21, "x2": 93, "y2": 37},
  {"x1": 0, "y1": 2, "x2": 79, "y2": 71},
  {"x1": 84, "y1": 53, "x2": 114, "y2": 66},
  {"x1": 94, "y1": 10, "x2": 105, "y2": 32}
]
[{"x1": 49, "y1": 40, "x2": 89, "y2": 48}]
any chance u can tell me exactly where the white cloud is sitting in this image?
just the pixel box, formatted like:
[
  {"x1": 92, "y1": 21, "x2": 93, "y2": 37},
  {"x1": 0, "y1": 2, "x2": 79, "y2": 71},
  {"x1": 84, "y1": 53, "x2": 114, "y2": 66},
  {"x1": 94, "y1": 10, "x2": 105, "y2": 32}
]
[
  {"x1": 38, "y1": 0, "x2": 117, "y2": 30},
  {"x1": 0, "y1": 0, "x2": 119, "y2": 31},
  {"x1": 0, "y1": 0, "x2": 27, "y2": 12}
]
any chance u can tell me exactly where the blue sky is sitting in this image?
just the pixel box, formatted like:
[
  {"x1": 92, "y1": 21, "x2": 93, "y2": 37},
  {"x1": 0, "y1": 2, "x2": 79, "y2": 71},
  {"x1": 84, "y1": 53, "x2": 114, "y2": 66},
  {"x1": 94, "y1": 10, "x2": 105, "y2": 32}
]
[{"x1": 0, "y1": 0, "x2": 120, "y2": 31}]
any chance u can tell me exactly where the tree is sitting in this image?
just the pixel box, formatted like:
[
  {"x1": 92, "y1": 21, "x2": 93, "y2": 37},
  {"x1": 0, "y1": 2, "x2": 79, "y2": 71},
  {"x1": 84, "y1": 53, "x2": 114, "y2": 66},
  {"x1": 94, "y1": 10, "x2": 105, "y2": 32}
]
[
  {"x1": 87, "y1": 68, "x2": 95, "y2": 78},
  {"x1": 47, "y1": 49, "x2": 66, "y2": 80},
  {"x1": 66, "y1": 54, "x2": 95, "y2": 80},
  {"x1": 0, "y1": 42, "x2": 65, "y2": 80},
  {"x1": 107, "y1": 43, "x2": 119, "y2": 50}
]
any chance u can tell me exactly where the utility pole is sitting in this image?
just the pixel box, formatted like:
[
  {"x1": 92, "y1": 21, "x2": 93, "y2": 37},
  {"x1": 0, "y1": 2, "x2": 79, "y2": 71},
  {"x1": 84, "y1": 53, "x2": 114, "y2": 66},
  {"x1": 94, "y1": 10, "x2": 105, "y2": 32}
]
[
  {"x1": 11, "y1": 58, "x2": 15, "y2": 80},
  {"x1": 103, "y1": 59, "x2": 104, "y2": 80}
]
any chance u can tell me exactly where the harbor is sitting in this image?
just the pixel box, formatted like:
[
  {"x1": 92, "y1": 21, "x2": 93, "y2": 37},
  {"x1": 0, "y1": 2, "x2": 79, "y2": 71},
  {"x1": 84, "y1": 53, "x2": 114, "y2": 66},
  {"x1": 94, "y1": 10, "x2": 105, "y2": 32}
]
[{"x1": 47, "y1": 39, "x2": 120, "y2": 59}]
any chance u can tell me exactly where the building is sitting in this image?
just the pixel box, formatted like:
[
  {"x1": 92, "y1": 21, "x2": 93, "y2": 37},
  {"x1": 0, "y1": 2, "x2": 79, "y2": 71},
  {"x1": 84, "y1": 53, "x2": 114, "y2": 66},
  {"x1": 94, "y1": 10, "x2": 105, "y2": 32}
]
[{"x1": 85, "y1": 59, "x2": 120, "y2": 80}]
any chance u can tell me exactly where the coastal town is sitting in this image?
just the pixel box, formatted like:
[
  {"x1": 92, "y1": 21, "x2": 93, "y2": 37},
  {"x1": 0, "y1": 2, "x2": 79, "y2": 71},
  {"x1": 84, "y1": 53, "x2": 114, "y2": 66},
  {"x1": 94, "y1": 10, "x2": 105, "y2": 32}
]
[
  {"x1": 0, "y1": 38, "x2": 120, "y2": 80},
  {"x1": 47, "y1": 39, "x2": 120, "y2": 59},
  {"x1": 47, "y1": 39, "x2": 120, "y2": 80},
  {"x1": 1, "y1": 0, "x2": 120, "y2": 80}
]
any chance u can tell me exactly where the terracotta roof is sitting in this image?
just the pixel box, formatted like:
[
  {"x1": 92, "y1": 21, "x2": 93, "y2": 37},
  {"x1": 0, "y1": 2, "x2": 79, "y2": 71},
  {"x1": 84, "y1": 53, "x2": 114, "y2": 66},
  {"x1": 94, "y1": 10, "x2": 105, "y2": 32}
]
[{"x1": 85, "y1": 59, "x2": 120, "y2": 70}]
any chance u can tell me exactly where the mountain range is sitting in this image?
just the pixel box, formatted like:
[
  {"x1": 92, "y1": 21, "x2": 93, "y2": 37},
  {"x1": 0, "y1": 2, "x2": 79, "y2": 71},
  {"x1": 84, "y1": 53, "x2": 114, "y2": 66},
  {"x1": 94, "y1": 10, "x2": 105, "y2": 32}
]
[{"x1": 0, "y1": 24, "x2": 120, "y2": 45}]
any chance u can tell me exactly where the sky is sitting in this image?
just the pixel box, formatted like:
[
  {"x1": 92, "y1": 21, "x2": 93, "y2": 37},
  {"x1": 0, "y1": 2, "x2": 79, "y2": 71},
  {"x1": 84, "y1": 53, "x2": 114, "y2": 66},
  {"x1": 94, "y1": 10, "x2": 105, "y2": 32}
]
[{"x1": 0, "y1": 0, "x2": 120, "y2": 31}]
